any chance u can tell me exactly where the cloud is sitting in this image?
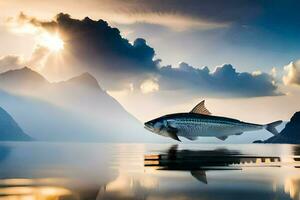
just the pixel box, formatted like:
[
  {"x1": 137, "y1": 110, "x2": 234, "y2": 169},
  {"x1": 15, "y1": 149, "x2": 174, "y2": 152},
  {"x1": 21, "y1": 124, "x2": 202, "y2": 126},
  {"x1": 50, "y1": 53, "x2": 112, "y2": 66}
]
[
  {"x1": 158, "y1": 62, "x2": 280, "y2": 97},
  {"x1": 14, "y1": 13, "x2": 161, "y2": 89},
  {"x1": 19, "y1": 13, "x2": 159, "y2": 71},
  {"x1": 0, "y1": 46, "x2": 51, "y2": 74},
  {"x1": 68, "y1": 0, "x2": 258, "y2": 30},
  {"x1": 283, "y1": 60, "x2": 300, "y2": 86},
  {"x1": 104, "y1": 12, "x2": 228, "y2": 31},
  {"x1": 104, "y1": 0, "x2": 260, "y2": 23},
  {"x1": 9, "y1": 13, "x2": 281, "y2": 97},
  {"x1": 0, "y1": 55, "x2": 24, "y2": 73},
  {"x1": 26, "y1": 46, "x2": 51, "y2": 70},
  {"x1": 3, "y1": 0, "x2": 256, "y2": 31},
  {"x1": 140, "y1": 78, "x2": 159, "y2": 94}
]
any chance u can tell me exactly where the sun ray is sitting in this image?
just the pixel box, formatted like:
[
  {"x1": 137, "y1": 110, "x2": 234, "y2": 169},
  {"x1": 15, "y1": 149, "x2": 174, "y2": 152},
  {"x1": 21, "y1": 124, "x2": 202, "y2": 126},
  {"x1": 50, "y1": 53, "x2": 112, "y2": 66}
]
[{"x1": 38, "y1": 32, "x2": 64, "y2": 52}]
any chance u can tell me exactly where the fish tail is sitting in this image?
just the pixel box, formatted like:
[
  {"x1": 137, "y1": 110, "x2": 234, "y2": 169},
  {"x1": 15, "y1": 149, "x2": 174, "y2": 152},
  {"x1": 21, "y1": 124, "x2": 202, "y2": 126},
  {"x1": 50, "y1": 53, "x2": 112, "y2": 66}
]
[{"x1": 265, "y1": 120, "x2": 283, "y2": 135}]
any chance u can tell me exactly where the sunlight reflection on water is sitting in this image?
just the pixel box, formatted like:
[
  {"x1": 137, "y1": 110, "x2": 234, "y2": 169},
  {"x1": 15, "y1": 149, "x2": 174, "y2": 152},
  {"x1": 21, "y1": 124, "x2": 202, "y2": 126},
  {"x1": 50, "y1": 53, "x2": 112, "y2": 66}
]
[{"x1": 0, "y1": 142, "x2": 299, "y2": 200}]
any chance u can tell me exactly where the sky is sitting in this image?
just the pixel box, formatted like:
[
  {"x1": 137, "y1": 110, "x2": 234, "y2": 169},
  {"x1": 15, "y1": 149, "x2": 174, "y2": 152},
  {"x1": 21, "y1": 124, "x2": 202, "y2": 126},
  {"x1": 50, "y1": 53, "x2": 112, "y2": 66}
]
[{"x1": 0, "y1": 0, "x2": 300, "y2": 123}]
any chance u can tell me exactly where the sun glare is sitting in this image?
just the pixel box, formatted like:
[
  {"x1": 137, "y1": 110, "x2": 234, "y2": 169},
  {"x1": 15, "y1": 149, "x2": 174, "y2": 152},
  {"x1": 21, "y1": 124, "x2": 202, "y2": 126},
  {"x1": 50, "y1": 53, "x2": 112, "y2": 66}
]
[{"x1": 38, "y1": 33, "x2": 64, "y2": 52}]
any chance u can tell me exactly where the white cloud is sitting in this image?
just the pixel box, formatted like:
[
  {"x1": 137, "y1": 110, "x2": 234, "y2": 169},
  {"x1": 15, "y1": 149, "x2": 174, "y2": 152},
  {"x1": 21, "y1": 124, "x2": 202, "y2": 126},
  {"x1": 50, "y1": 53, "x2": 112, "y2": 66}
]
[
  {"x1": 106, "y1": 12, "x2": 228, "y2": 31},
  {"x1": 252, "y1": 70, "x2": 262, "y2": 76},
  {"x1": 159, "y1": 63, "x2": 280, "y2": 97},
  {"x1": 283, "y1": 60, "x2": 300, "y2": 86},
  {"x1": 0, "y1": 55, "x2": 24, "y2": 73},
  {"x1": 140, "y1": 79, "x2": 159, "y2": 94},
  {"x1": 271, "y1": 67, "x2": 277, "y2": 78},
  {"x1": 0, "y1": 46, "x2": 50, "y2": 74}
]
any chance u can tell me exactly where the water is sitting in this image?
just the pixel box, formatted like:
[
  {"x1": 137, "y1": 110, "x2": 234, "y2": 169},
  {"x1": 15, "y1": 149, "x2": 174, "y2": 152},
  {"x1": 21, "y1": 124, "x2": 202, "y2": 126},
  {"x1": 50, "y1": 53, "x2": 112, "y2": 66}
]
[{"x1": 0, "y1": 142, "x2": 299, "y2": 200}]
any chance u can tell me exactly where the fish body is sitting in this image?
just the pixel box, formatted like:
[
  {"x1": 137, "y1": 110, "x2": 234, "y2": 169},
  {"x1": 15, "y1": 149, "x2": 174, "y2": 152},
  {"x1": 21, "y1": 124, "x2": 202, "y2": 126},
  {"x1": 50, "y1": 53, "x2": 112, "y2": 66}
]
[
  {"x1": 144, "y1": 100, "x2": 282, "y2": 141},
  {"x1": 160, "y1": 113, "x2": 262, "y2": 138}
]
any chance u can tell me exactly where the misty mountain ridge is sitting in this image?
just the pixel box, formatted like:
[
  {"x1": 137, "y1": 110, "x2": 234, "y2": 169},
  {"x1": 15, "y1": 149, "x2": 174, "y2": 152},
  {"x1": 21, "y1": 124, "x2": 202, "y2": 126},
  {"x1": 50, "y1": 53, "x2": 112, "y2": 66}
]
[
  {"x1": 0, "y1": 106, "x2": 32, "y2": 141},
  {"x1": 0, "y1": 67, "x2": 46, "y2": 84},
  {"x1": 0, "y1": 67, "x2": 102, "y2": 95},
  {"x1": 0, "y1": 67, "x2": 48, "y2": 95},
  {"x1": 63, "y1": 72, "x2": 102, "y2": 90},
  {"x1": 0, "y1": 67, "x2": 160, "y2": 142},
  {"x1": 0, "y1": 67, "x2": 122, "y2": 109},
  {"x1": 0, "y1": 90, "x2": 107, "y2": 141}
]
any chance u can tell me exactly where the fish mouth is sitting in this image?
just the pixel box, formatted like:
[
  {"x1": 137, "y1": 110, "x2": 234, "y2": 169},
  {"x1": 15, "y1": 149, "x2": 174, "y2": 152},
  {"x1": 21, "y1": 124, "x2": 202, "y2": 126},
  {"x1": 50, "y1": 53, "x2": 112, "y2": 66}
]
[
  {"x1": 144, "y1": 122, "x2": 154, "y2": 132},
  {"x1": 144, "y1": 125, "x2": 154, "y2": 132}
]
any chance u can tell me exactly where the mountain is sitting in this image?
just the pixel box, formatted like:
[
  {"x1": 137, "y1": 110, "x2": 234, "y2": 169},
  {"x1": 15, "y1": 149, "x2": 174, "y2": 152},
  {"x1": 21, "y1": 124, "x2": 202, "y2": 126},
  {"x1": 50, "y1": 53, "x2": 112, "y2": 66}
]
[
  {"x1": 254, "y1": 112, "x2": 300, "y2": 144},
  {"x1": 0, "y1": 67, "x2": 48, "y2": 95},
  {"x1": 0, "y1": 106, "x2": 32, "y2": 141},
  {"x1": 63, "y1": 72, "x2": 102, "y2": 89},
  {"x1": 0, "y1": 67, "x2": 161, "y2": 142},
  {"x1": 0, "y1": 90, "x2": 100, "y2": 141}
]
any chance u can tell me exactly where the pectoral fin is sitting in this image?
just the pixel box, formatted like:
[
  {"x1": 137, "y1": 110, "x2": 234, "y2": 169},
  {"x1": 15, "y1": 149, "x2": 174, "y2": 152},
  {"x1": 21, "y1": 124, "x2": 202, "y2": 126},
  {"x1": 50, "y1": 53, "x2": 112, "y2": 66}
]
[
  {"x1": 216, "y1": 136, "x2": 228, "y2": 141},
  {"x1": 165, "y1": 120, "x2": 180, "y2": 141},
  {"x1": 235, "y1": 132, "x2": 243, "y2": 135},
  {"x1": 185, "y1": 136, "x2": 198, "y2": 141},
  {"x1": 168, "y1": 131, "x2": 181, "y2": 141}
]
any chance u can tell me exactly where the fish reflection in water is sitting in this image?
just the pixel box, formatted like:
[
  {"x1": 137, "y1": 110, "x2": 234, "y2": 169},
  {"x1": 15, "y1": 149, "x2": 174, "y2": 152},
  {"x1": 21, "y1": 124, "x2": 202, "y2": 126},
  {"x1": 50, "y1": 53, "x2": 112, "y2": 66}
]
[
  {"x1": 98, "y1": 145, "x2": 300, "y2": 200},
  {"x1": 144, "y1": 145, "x2": 281, "y2": 184},
  {"x1": 143, "y1": 145, "x2": 300, "y2": 200}
]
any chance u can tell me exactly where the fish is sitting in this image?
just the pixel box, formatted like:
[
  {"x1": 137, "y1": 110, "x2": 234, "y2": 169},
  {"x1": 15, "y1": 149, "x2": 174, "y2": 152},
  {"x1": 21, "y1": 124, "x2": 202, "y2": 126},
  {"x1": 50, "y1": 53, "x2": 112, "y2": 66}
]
[{"x1": 144, "y1": 100, "x2": 282, "y2": 141}]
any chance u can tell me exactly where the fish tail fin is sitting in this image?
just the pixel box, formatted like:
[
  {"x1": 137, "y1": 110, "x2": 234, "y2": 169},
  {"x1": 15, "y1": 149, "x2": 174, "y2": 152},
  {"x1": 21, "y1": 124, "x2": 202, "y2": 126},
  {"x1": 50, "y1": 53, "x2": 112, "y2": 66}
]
[{"x1": 265, "y1": 120, "x2": 282, "y2": 135}]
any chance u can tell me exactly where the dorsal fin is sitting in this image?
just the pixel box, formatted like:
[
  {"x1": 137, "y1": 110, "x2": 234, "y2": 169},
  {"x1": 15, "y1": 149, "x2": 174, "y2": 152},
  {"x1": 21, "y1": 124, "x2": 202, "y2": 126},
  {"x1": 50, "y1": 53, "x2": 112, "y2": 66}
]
[{"x1": 190, "y1": 100, "x2": 211, "y2": 115}]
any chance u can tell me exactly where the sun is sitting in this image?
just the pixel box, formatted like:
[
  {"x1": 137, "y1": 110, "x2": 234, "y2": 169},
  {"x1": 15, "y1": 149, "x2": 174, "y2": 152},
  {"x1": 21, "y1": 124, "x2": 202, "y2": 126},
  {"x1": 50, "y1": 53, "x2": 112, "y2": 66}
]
[{"x1": 38, "y1": 32, "x2": 64, "y2": 52}]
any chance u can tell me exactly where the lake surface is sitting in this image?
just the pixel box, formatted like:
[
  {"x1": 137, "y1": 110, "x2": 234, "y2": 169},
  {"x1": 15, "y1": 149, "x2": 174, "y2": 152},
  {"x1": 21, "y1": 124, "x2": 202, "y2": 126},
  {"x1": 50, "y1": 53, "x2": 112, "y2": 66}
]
[{"x1": 0, "y1": 142, "x2": 299, "y2": 200}]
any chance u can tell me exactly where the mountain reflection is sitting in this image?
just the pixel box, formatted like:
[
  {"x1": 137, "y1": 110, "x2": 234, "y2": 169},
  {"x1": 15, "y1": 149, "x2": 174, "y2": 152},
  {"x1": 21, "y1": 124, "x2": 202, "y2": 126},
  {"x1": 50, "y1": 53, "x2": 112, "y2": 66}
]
[{"x1": 0, "y1": 145, "x2": 10, "y2": 163}]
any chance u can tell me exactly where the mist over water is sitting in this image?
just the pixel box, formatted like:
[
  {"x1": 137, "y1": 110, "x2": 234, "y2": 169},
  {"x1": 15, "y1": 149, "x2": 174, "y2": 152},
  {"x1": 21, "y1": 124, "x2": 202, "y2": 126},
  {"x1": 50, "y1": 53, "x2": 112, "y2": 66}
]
[{"x1": 0, "y1": 142, "x2": 299, "y2": 200}]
